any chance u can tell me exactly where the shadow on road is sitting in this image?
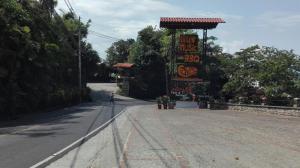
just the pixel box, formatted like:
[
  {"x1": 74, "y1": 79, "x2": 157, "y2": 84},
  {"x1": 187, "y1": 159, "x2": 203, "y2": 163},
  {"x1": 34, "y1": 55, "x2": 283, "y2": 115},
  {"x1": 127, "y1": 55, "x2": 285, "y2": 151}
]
[
  {"x1": 11, "y1": 127, "x2": 65, "y2": 137},
  {"x1": 0, "y1": 107, "x2": 96, "y2": 136},
  {"x1": 0, "y1": 86, "x2": 116, "y2": 136}
]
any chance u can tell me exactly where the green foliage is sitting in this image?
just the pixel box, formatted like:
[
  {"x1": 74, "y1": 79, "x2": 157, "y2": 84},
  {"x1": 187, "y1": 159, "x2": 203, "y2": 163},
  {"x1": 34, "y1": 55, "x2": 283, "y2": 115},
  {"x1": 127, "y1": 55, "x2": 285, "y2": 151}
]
[
  {"x1": 82, "y1": 42, "x2": 110, "y2": 82},
  {"x1": 222, "y1": 45, "x2": 262, "y2": 97},
  {"x1": 128, "y1": 42, "x2": 143, "y2": 63},
  {"x1": 120, "y1": 27, "x2": 226, "y2": 99},
  {"x1": 127, "y1": 25, "x2": 300, "y2": 103},
  {"x1": 105, "y1": 24, "x2": 300, "y2": 105},
  {"x1": 106, "y1": 39, "x2": 135, "y2": 65},
  {"x1": 203, "y1": 36, "x2": 227, "y2": 98},
  {"x1": 222, "y1": 45, "x2": 300, "y2": 102},
  {"x1": 0, "y1": 0, "x2": 98, "y2": 118},
  {"x1": 129, "y1": 26, "x2": 166, "y2": 98}
]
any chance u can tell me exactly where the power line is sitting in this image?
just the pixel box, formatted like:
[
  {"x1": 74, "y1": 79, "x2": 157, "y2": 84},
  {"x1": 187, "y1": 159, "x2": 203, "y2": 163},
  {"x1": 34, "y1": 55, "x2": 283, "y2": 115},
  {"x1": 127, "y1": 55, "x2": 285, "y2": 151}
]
[
  {"x1": 63, "y1": 0, "x2": 74, "y2": 14},
  {"x1": 89, "y1": 33, "x2": 119, "y2": 41},
  {"x1": 62, "y1": 0, "x2": 120, "y2": 42},
  {"x1": 89, "y1": 30, "x2": 121, "y2": 41},
  {"x1": 67, "y1": 0, "x2": 76, "y2": 14},
  {"x1": 89, "y1": 30, "x2": 119, "y2": 39},
  {"x1": 64, "y1": 0, "x2": 76, "y2": 15},
  {"x1": 60, "y1": 0, "x2": 83, "y2": 92},
  {"x1": 68, "y1": 0, "x2": 78, "y2": 15}
]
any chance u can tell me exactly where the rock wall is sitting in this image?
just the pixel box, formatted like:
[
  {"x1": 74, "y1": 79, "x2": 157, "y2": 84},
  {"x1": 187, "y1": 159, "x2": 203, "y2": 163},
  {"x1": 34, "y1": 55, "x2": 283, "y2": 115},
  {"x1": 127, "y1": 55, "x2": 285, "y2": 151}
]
[{"x1": 212, "y1": 103, "x2": 300, "y2": 117}]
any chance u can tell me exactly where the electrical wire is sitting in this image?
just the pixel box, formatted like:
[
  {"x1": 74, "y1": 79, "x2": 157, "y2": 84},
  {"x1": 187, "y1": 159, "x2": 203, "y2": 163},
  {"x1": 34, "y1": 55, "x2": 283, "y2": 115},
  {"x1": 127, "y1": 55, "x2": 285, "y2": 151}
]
[
  {"x1": 63, "y1": 0, "x2": 74, "y2": 14},
  {"x1": 62, "y1": 1, "x2": 121, "y2": 42},
  {"x1": 67, "y1": 0, "x2": 76, "y2": 14},
  {"x1": 89, "y1": 30, "x2": 120, "y2": 41},
  {"x1": 68, "y1": 0, "x2": 79, "y2": 15},
  {"x1": 89, "y1": 30, "x2": 119, "y2": 39},
  {"x1": 89, "y1": 33, "x2": 120, "y2": 41}
]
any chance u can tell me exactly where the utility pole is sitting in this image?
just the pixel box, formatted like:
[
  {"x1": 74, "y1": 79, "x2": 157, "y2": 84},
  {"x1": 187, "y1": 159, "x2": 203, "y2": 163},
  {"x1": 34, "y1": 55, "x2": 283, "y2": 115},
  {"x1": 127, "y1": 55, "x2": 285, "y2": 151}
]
[
  {"x1": 78, "y1": 16, "x2": 82, "y2": 102},
  {"x1": 170, "y1": 29, "x2": 176, "y2": 96},
  {"x1": 171, "y1": 30, "x2": 176, "y2": 78},
  {"x1": 165, "y1": 62, "x2": 169, "y2": 96}
]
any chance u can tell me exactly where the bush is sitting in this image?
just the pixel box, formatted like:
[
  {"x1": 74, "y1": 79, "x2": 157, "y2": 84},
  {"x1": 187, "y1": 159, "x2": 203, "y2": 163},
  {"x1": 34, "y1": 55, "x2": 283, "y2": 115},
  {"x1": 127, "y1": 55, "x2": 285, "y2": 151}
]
[
  {"x1": 36, "y1": 87, "x2": 92, "y2": 111},
  {"x1": 267, "y1": 97, "x2": 293, "y2": 107}
]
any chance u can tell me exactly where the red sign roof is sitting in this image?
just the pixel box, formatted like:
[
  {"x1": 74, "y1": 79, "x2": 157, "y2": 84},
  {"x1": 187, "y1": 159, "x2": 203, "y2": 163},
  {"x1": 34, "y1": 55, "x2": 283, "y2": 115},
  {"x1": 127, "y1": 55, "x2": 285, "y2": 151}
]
[
  {"x1": 160, "y1": 17, "x2": 225, "y2": 29},
  {"x1": 161, "y1": 17, "x2": 225, "y2": 23},
  {"x1": 113, "y1": 63, "x2": 134, "y2": 69}
]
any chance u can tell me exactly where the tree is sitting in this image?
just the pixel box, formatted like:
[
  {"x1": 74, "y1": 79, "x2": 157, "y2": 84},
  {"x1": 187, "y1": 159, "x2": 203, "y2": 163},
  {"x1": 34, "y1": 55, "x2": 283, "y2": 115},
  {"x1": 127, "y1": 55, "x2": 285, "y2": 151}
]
[
  {"x1": 204, "y1": 36, "x2": 227, "y2": 98},
  {"x1": 222, "y1": 45, "x2": 263, "y2": 99},
  {"x1": 106, "y1": 39, "x2": 135, "y2": 66},
  {"x1": 222, "y1": 45, "x2": 300, "y2": 104},
  {"x1": 81, "y1": 42, "x2": 105, "y2": 82},
  {"x1": 129, "y1": 26, "x2": 166, "y2": 98},
  {"x1": 258, "y1": 47, "x2": 300, "y2": 99},
  {"x1": 0, "y1": 0, "x2": 99, "y2": 118},
  {"x1": 128, "y1": 28, "x2": 227, "y2": 98},
  {"x1": 39, "y1": 0, "x2": 57, "y2": 17}
]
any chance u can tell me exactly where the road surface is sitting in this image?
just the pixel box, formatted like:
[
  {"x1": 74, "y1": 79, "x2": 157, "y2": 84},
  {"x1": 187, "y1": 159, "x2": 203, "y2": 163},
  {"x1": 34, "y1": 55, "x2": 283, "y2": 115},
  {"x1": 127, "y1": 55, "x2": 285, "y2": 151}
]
[
  {"x1": 0, "y1": 83, "x2": 149, "y2": 168},
  {"x1": 48, "y1": 103, "x2": 300, "y2": 168}
]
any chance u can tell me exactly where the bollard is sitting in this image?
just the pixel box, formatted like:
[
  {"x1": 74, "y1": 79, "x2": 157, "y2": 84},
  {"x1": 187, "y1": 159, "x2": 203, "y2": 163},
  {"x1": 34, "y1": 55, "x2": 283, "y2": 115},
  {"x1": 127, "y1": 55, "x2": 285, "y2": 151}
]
[
  {"x1": 207, "y1": 102, "x2": 210, "y2": 109},
  {"x1": 261, "y1": 96, "x2": 267, "y2": 106},
  {"x1": 294, "y1": 98, "x2": 300, "y2": 108}
]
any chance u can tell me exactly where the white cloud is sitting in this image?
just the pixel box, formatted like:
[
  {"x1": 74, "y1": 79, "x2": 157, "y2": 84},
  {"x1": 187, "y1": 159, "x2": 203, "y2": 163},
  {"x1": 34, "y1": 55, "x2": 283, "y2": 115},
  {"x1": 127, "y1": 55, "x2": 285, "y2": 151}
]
[
  {"x1": 74, "y1": 0, "x2": 181, "y2": 19},
  {"x1": 56, "y1": 0, "x2": 243, "y2": 58},
  {"x1": 220, "y1": 40, "x2": 246, "y2": 54},
  {"x1": 256, "y1": 12, "x2": 300, "y2": 31}
]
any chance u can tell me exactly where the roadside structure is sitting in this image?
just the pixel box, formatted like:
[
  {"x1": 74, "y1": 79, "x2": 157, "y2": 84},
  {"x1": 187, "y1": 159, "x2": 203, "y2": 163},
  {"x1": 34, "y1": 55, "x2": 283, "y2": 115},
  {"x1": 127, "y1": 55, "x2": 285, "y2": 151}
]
[
  {"x1": 113, "y1": 63, "x2": 135, "y2": 96},
  {"x1": 160, "y1": 17, "x2": 225, "y2": 101}
]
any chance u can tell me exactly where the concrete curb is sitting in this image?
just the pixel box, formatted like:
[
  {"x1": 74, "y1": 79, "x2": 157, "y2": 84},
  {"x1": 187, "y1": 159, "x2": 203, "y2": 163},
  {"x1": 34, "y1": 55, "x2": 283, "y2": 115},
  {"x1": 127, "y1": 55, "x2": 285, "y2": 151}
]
[{"x1": 30, "y1": 107, "x2": 128, "y2": 168}]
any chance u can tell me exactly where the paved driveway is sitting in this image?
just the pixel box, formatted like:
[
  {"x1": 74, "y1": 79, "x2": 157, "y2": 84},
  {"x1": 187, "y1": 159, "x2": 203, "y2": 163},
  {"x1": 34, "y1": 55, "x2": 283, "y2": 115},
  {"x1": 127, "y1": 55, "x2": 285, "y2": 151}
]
[{"x1": 48, "y1": 104, "x2": 300, "y2": 168}]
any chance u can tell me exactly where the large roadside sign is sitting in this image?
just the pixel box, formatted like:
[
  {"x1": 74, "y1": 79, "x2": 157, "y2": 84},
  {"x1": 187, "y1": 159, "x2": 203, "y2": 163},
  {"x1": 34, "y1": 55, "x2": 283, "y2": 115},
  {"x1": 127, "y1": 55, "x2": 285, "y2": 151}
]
[
  {"x1": 176, "y1": 34, "x2": 202, "y2": 81},
  {"x1": 171, "y1": 34, "x2": 203, "y2": 95}
]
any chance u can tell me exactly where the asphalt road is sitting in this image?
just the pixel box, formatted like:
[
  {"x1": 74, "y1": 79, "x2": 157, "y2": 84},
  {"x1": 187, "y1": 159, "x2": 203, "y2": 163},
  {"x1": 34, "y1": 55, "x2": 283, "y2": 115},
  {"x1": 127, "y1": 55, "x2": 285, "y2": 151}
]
[{"x1": 0, "y1": 83, "x2": 148, "y2": 168}]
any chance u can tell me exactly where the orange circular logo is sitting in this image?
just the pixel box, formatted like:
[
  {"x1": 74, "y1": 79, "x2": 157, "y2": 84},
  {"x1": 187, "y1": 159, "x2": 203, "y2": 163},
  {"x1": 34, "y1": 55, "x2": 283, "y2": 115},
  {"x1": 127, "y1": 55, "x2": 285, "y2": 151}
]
[{"x1": 177, "y1": 65, "x2": 198, "y2": 78}]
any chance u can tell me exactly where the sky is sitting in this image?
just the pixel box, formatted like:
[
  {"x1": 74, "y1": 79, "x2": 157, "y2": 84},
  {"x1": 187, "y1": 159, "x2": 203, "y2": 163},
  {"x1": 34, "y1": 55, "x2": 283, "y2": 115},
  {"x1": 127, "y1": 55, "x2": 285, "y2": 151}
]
[{"x1": 56, "y1": 0, "x2": 300, "y2": 59}]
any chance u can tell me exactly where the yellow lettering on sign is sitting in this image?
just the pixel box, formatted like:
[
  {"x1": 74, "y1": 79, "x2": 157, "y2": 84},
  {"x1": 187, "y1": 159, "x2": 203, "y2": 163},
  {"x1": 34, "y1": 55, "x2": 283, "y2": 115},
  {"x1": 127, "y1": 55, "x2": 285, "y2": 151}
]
[
  {"x1": 184, "y1": 55, "x2": 200, "y2": 63},
  {"x1": 179, "y1": 35, "x2": 198, "y2": 52}
]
